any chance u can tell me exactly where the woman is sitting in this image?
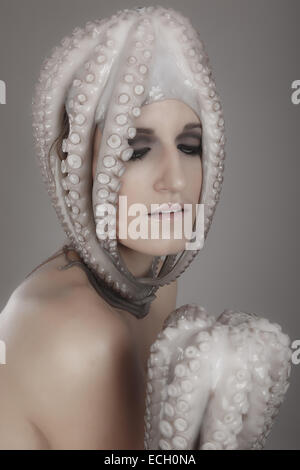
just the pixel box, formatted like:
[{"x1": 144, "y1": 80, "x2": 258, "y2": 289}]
[{"x1": 0, "y1": 6, "x2": 292, "y2": 450}]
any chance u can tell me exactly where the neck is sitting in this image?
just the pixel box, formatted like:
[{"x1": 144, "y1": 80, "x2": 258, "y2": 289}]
[{"x1": 117, "y1": 243, "x2": 163, "y2": 278}]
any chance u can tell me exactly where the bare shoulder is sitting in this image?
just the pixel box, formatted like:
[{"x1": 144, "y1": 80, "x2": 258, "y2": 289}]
[
  {"x1": 0, "y1": 255, "x2": 143, "y2": 448},
  {"x1": 7, "y1": 247, "x2": 127, "y2": 315},
  {"x1": 0, "y1": 254, "x2": 131, "y2": 372},
  {"x1": 0, "y1": 249, "x2": 177, "y2": 370}
]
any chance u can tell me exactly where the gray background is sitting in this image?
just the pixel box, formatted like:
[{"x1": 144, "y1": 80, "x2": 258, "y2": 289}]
[{"x1": 0, "y1": 0, "x2": 299, "y2": 450}]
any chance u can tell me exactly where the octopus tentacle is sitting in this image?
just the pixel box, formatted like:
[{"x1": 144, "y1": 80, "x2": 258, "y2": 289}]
[
  {"x1": 144, "y1": 304, "x2": 216, "y2": 449},
  {"x1": 197, "y1": 325, "x2": 252, "y2": 450},
  {"x1": 144, "y1": 305, "x2": 292, "y2": 450},
  {"x1": 32, "y1": 6, "x2": 226, "y2": 317}
]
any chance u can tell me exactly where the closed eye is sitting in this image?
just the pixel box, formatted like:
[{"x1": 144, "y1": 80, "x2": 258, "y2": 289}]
[
  {"x1": 130, "y1": 144, "x2": 202, "y2": 161},
  {"x1": 177, "y1": 144, "x2": 202, "y2": 156}
]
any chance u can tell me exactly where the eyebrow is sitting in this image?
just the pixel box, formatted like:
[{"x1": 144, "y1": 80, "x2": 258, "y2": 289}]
[{"x1": 134, "y1": 122, "x2": 202, "y2": 135}]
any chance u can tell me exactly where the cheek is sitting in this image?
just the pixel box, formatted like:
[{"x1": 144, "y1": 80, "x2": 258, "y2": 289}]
[
  {"x1": 119, "y1": 164, "x2": 149, "y2": 201},
  {"x1": 119, "y1": 174, "x2": 138, "y2": 207},
  {"x1": 117, "y1": 167, "x2": 147, "y2": 224},
  {"x1": 185, "y1": 160, "x2": 202, "y2": 227},
  {"x1": 186, "y1": 158, "x2": 203, "y2": 198}
]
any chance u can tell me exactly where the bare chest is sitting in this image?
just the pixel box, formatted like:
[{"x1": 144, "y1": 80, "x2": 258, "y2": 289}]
[{"x1": 122, "y1": 284, "x2": 177, "y2": 378}]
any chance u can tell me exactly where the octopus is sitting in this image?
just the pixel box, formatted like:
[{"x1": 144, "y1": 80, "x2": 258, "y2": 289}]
[
  {"x1": 32, "y1": 5, "x2": 226, "y2": 318},
  {"x1": 144, "y1": 304, "x2": 292, "y2": 450}
]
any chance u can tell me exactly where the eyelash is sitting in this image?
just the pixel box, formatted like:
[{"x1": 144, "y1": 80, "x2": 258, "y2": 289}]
[{"x1": 130, "y1": 144, "x2": 202, "y2": 161}]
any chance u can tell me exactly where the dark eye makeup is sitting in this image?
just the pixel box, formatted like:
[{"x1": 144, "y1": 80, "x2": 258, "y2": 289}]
[{"x1": 129, "y1": 143, "x2": 202, "y2": 161}]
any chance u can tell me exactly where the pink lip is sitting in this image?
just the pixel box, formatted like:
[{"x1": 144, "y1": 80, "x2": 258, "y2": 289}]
[
  {"x1": 148, "y1": 209, "x2": 184, "y2": 220},
  {"x1": 148, "y1": 202, "x2": 188, "y2": 215}
]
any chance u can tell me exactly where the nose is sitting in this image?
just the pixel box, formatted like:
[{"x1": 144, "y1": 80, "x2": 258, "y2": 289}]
[{"x1": 153, "y1": 146, "x2": 187, "y2": 194}]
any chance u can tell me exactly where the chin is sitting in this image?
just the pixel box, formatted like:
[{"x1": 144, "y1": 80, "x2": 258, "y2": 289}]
[{"x1": 117, "y1": 238, "x2": 189, "y2": 257}]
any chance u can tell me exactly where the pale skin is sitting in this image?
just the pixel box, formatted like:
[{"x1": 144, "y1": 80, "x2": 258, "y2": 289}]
[{"x1": 0, "y1": 99, "x2": 202, "y2": 449}]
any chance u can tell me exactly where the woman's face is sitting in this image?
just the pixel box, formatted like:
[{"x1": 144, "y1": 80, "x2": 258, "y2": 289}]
[{"x1": 92, "y1": 99, "x2": 202, "y2": 257}]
